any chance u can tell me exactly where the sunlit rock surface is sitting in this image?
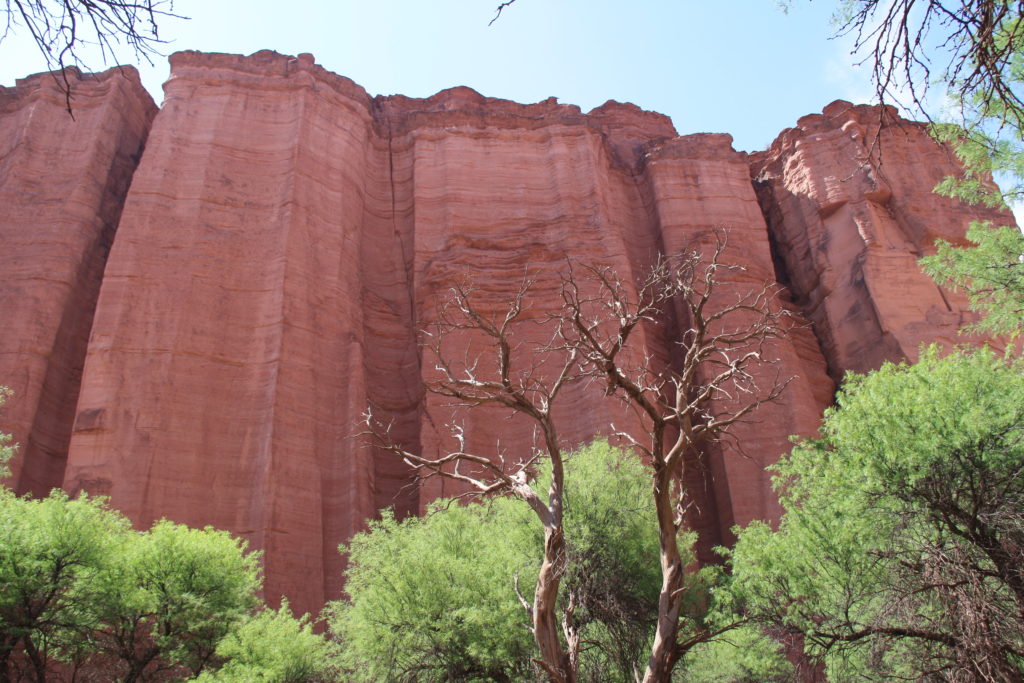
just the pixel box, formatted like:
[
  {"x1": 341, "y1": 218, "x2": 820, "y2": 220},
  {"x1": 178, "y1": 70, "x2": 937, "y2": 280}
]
[
  {"x1": 751, "y1": 100, "x2": 1010, "y2": 380},
  {"x1": 0, "y1": 52, "x2": 1006, "y2": 615}
]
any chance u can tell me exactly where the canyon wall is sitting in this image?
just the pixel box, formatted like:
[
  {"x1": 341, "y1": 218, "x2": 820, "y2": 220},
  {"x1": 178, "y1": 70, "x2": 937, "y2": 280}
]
[
  {"x1": 0, "y1": 51, "x2": 1008, "y2": 616},
  {"x1": 752, "y1": 101, "x2": 1008, "y2": 380},
  {"x1": 0, "y1": 67, "x2": 156, "y2": 497}
]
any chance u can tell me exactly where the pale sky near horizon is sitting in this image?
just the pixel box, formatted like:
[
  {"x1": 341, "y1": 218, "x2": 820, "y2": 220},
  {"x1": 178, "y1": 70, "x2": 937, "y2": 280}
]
[{"x1": 0, "y1": 1, "x2": 876, "y2": 152}]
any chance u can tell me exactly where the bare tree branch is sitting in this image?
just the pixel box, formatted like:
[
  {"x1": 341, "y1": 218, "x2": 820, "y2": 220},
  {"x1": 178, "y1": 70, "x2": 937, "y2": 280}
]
[
  {"x1": 489, "y1": 0, "x2": 519, "y2": 26},
  {"x1": 369, "y1": 230, "x2": 793, "y2": 682},
  {"x1": 367, "y1": 279, "x2": 580, "y2": 683},
  {"x1": 837, "y1": 1, "x2": 1024, "y2": 127},
  {"x1": 554, "y1": 231, "x2": 794, "y2": 683},
  {"x1": 3, "y1": 1, "x2": 186, "y2": 111}
]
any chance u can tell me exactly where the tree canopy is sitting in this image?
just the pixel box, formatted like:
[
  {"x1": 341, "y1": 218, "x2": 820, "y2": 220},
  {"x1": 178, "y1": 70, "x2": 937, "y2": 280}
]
[
  {"x1": 193, "y1": 601, "x2": 337, "y2": 682},
  {"x1": 88, "y1": 520, "x2": 262, "y2": 680},
  {"x1": 330, "y1": 442, "x2": 663, "y2": 682},
  {"x1": 332, "y1": 441, "x2": 792, "y2": 682},
  {"x1": 730, "y1": 347, "x2": 1024, "y2": 679},
  {"x1": 922, "y1": 221, "x2": 1024, "y2": 336},
  {"x1": 0, "y1": 489, "x2": 129, "y2": 680},
  {"x1": 0, "y1": 405, "x2": 332, "y2": 681},
  {"x1": 0, "y1": 489, "x2": 264, "y2": 682}
]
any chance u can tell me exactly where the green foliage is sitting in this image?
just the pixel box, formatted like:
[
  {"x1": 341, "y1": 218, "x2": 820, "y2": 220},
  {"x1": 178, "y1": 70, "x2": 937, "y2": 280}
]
[
  {"x1": 928, "y1": 9, "x2": 1024, "y2": 207},
  {"x1": 931, "y1": 122, "x2": 1024, "y2": 210},
  {"x1": 921, "y1": 221, "x2": 1024, "y2": 336},
  {"x1": 330, "y1": 495, "x2": 537, "y2": 682},
  {"x1": 0, "y1": 490, "x2": 130, "y2": 678},
  {"x1": 792, "y1": 346, "x2": 1024, "y2": 508},
  {"x1": 0, "y1": 387, "x2": 327, "y2": 681},
  {"x1": 730, "y1": 347, "x2": 1024, "y2": 679},
  {"x1": 90, "y1": 520, "x2": 262, "y2": 678},
  {"x1": 920, "y1": 12, "x2": 1024, "y2": 340},
  {"x1": 193, "y1": 601, "x2": 336, "y2": 682},
  {"x1": 0, "y1": 486, "x2": 282, "y2": 680},
  {"x1": 539, "y1": 441, "x2": 665, "y2": 679},
  {"x1": 0, "y1": 387, "x2": 12, "y2": 480},
  {"x1": 329, "y1": 441, "x2": 665, "y2": 682},
  {"x1": 681, "y1": 625, "x2": 794, "y2": 683}
]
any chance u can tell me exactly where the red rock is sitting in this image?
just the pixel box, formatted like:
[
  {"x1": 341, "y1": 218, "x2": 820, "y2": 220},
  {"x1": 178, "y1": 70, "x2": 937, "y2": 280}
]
[
  {"x1": 641, "y1": 132, "x2": 833, "y2": 546},
  {"x1": 0, "y1": 53, "x2": 1003, "y2": 615},
  {"x1": 0, "y1": 66, "x2": 155, "y2": 496},
  {"x1": 64, "y1": 51, "x2": 392, "y2": 617},
  {"x1": 751, "y1": 100, "x2": 1013, "y2": 379}
]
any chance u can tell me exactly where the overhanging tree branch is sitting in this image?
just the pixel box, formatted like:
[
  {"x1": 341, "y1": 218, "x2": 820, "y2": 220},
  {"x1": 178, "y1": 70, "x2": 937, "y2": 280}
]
[{"x1": 3, "y1": 0, "x2": 184, "y2": 111}]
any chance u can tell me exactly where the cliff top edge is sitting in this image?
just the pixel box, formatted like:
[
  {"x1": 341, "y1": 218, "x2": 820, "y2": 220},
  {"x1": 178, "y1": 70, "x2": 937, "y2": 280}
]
[
  {"x1": 0, "y1": 64, "x2": 155, "y2": 112},
  {"x1": 166, "y1": 49, "x2": 681, "y2": 139}
]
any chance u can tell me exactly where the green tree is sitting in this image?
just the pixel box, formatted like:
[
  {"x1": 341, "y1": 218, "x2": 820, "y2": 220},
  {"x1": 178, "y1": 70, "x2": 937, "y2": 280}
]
[
  {"x1": 88, "y1": 520, "x2": 262, "y2": 681},
  {"x1": 922, "y1": 221, "x2": 1024, "y2": 337},
  {"x1": 0, "y1": 460, "x2": 271, "y2": 681},
  {"x1": 730, "y1": 347, "x2": 1024, "y2": 680},
  {"x1": 330, "y1": 497, "x2": 537, "y2": 682},
  {"x1": 330, "y1": 442, "x2": 670, "y2": 682},
  {"x1": 0, "y1": 390, "x2": 321, "y2": 682},
  {"x1": 0, "y1": 490, "x2": 129, "y2": 682},
  {"x1": 680, "y1": 625, "x2": 794, "y2": 683},
  {"x1": 192, "y1": 600, "x2": 336, "y2": 682}
]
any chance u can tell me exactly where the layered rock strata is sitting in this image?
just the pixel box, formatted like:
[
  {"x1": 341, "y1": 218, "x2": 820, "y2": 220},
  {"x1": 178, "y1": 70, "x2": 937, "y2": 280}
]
[
  {"x1": 0, "y1": 51, "x2": 1007, "y2": 615},
  {"x1": 0, "y1": 66, "x2": 156, "y2": 496}
]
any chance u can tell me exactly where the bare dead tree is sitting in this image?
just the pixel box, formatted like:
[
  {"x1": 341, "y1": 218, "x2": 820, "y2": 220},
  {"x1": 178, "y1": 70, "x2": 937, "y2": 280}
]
[
  {"x1": 366, "y1": 279, "x2": 583, "y2": 683},
  {"x1": 368, "y1": 232, "x2": 792, "y2": 683},
  {"x1": 557, "y1": 234, "x2": 792, "y2": 683}
]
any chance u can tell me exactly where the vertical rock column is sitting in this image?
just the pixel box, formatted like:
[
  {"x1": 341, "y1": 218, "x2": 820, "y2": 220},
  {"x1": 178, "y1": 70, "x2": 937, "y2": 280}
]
[
  {"x1": 356, "y1": 102, "x2": 423, "y2": 522},
  {"x1": 641, "y1": 133, "x2": 832, "y2": 547},
  {"x1": 64, "y1": 52, "x2": 379, "y2": 616},
  {"x1": 0, "y1": 67, "x2": 155, "y2": 495}
]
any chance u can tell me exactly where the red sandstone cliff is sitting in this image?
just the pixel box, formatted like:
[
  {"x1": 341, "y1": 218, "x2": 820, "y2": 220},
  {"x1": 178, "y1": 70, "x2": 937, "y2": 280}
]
[
  {"x1": 0, "y1": 51, "x2": 1009, "y2": 616},
  {"x1": 0, "y1": 65, "x2": 156, "y2": 496},
  {"x1": 751, "y1": 100, "x2": 1009, "y2": 380}
]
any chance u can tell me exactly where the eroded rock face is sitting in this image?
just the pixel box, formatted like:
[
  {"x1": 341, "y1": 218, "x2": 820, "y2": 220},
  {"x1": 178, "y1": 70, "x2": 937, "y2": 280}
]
[
  {"x1": 0, "y1": 52, "x2": 1005, "y2": 615},
  {"x1": 0, "y1": 66, "x2": 156, "y2": 496},
  {"x1": 751, "y1": 100, "x2": 1012, "y2": 380}
]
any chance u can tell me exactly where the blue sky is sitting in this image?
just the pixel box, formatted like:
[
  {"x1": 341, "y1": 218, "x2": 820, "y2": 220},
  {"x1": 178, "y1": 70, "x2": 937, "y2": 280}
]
[{"x1": 1, "y1": 1, "x2": 874, "y2": 152}]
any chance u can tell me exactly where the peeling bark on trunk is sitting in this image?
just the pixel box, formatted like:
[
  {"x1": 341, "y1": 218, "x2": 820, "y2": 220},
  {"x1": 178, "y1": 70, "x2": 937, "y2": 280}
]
[
  {"x1": 533, "y1": 525, "x2": 574, "y2": 683},
  {"x1": 642, "y1": 466, "x2": 685, "y2": 683}
]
